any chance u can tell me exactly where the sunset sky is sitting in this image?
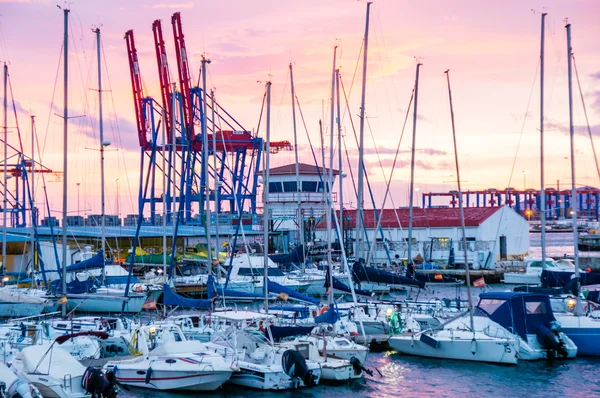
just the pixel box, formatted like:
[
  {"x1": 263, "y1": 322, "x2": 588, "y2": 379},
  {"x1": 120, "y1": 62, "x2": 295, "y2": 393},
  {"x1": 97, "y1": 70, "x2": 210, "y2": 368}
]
[{"x1": 0, "y1": 0, "x2": 599, "y2": 220}]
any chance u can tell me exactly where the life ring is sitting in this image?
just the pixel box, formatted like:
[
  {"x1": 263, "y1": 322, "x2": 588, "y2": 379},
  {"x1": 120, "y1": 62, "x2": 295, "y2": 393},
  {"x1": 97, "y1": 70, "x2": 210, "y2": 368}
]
[
  {"x1": 389, "y1": 313, "x2": 402, "y2": 335},
  {"x1": 320, "y1": 306, "x2": 329, "y2": 315}
]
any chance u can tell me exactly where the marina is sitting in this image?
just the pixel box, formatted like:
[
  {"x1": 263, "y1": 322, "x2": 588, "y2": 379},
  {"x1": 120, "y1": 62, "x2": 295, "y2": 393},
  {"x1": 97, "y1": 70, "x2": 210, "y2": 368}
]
[{"x1": 1, "y1": 1, "x2": 600, "y2": 398}]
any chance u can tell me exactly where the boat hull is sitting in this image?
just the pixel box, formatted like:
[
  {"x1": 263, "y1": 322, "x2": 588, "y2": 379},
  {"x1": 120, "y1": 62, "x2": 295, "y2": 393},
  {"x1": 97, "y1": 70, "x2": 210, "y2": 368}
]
[
  {"x1": 66, "y1": 294, "x2": 148, "y2": 313},
  {"x1": 0, "y1": 302, "x2": 46, "y2": 318},
  {"x1": 389, "y1": 334, "x2": 518, "y2": 365},
  {"x1": 227, "y1": 365, "x2": 320, "y2": 390},
  {"x1": 113, "y1": 369, "x2": 232, "y2": 391}
]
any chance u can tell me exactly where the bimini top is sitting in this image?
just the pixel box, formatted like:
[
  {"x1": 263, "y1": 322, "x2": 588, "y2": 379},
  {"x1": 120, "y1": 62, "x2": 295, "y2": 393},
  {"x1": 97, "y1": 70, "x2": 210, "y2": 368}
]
[{"x1": 476, "y1": 292, "x2": 556, "y2": 340}]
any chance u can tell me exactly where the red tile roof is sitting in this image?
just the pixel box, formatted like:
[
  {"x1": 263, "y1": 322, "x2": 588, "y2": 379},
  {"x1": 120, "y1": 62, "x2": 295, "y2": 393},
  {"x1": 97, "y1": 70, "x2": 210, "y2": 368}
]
[
  {"x1": 266, "y1": 163, "x2": 339, "y2": 176},
  {"x1": 317, "y1": 206, "x2": 504, "y2": 229}
]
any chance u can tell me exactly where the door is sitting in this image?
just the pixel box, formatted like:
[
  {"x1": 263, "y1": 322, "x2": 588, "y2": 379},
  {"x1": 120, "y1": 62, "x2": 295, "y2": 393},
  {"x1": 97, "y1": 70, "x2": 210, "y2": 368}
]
[{"x1": 499, "y1": 236, "x2": 507, "y2": 260}]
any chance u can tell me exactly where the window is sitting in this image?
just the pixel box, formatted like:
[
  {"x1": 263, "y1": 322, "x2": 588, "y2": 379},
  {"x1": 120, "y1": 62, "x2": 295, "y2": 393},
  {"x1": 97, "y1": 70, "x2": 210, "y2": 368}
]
[
  {"x1": 525, "y1": 301, "x2": 547, "y2": 314},
  {"x1": 269, "y1": 182, "x2": 283, "y2": 193},
  {"x1": 317, "y1": 181, "x2": 329, "y2": 192},
  {"x1": 283, "y1": 181, "x2": 297, "y2": 192},
  {"x1": 529, "y1": 261, "x2": 556, "y2": 268},
  {"x1": 477, "y1": 299, "x2": 505, "y2": 315},
  {"x1": 302, "y1": 181, "x2": 317, "y2": 192}
]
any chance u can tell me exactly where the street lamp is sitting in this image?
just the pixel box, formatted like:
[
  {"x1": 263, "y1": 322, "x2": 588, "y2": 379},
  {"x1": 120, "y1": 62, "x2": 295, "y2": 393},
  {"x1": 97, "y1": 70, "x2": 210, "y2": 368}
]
[
  {"x1": 521, "y1": 170, "x2": 527, "y2": 190},
  {"x1": 76, "y1": 182, "x2": 81, "y2": 218},
  {"x1": 115, "y1": 178, "x2": 120, "y2": 218},
  {"x1": 525, "y1": 209, "x2": 532, "y2": 221}
]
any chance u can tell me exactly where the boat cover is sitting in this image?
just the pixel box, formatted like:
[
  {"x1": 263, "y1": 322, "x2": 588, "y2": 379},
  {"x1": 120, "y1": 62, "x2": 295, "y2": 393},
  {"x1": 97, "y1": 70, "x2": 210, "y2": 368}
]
[
  {"x1": 65, "y1": 250, "x2": 105, "y2": 273},
  {"x1": 267, "y1": 325, "x2": 313, "y2": 342},
  {"x1": 324, "y1": 268, "x2": 373, "y2": 297},
  {"x1": 268, "y1": 305, "x2": 311, "y2": 318},
  {"x1": 267, "y1": 280, "x2": 319, "y2": 305},
  {"x1": 476, "y1": 292, "x2": 557, "y2": 340},
  {"x1": 163, "y1": 283, "x2": 212, "y2": 309},
  {"x1": 541, "y1": 269, "x2": 600, "y2": 288},
  {"x1": 352, "y1": 259, "x2": 425, "y2": 288},
  {"x1": 126, "y1": 252, "x2": 176, "y2": 265},
  {"x1": 269, "y1": 245, "x2": 305, "y2": 265},
  {"x1": 314, "y1": 305, "x2": 339, "y2": 324}
]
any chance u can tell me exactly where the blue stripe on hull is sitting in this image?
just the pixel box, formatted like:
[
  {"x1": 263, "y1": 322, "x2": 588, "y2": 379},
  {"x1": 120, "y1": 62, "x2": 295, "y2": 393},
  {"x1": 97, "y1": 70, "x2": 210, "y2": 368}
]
[{"x1": 562, "y1": 328, "x2": 600, "y2": 356}]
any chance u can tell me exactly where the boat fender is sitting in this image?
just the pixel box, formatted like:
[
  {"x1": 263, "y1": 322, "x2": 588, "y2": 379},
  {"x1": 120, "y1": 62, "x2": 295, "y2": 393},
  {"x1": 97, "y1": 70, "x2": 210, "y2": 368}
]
[
  {"x1": 145, "y1": 367, "x2": 153, "y2": 384},
  {"x1": 389, "y1": 313, "x2": 402, "y2": 335},
  {"x1": 536, "y1": 324, "x2": 568, "y2": 358}
]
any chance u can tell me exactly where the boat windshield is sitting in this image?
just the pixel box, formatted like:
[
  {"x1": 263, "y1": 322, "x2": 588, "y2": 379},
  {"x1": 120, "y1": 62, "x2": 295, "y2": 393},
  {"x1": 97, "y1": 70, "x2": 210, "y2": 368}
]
[
  {"x1": 238, "y1": 267, "x2": 285, "y2": 277},
  {"x1": 529, "y1": 261, "x2": 557, "y2": 268},
  {"x1": 477, "y1": 298, "x2": 505, "y2": 315}
]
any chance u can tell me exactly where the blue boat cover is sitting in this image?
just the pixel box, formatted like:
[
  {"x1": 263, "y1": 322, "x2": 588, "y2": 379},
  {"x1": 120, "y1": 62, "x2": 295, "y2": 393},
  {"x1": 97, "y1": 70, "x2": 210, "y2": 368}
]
[
  {"x1": 163, "y1": 283, "x2": 212, "y2": 309},
  {"x1": 269, "y1": 245, "x2": 304, "y2": 265},
  {"x1": 476, "y1": 292, "x2": 557, "y2": 340},
  {"x1": 50, "y1": 278, "x2": 98, "y2": 295},
  {"x1": 314, "y1": 305, "x2": 339, "y2": 324},
  {"x1": 352, "y1": 259, "x2": 425, "y2": 289},
  {"x1": 267, "y1": 280, "x2": 319, "y2": 305},
  {"x1": 65, "y1": 251, "x2": 105, "y2": 273},
  {"x1": 206, "y1": 275, "x2": 263, "y2": 300},
  {"x1": 105, "y1": 275, "x2": 139, "y2": 286},
  {"x1": 323, "y1": 267, "x2": 373, "y2": 297},
  {"x1": 267, "y1": 325, "x2": 313, "y2": 342},
  {"x1": 541, "y1": 270, "x2": 600, "y2": 288}
]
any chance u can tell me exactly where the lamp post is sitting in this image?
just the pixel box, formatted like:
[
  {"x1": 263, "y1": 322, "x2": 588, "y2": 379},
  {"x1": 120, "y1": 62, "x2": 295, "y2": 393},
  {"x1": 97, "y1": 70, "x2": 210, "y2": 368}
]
[
  {"x1": 76, "y1": 182, "x2": 80, "y2": 219},
  {"x1": 522, "y1": 170, "x2": 527, "y2": 190},
  {"x1": 115, "y1": 178, "x2": 120, "y2": 219}
]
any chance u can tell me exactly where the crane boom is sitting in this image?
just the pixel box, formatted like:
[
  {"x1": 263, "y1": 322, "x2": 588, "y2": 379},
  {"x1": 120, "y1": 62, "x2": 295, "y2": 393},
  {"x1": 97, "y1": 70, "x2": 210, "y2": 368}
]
[
  {"x1": 124, "y1": 30, "x2": 148, "y2": 149},
  {"x1": 171, "y1": 12, "x2": 194, "y2": 142},
  {"x1": 152, "y1": 19, "x2": 173, "y2": 144}
]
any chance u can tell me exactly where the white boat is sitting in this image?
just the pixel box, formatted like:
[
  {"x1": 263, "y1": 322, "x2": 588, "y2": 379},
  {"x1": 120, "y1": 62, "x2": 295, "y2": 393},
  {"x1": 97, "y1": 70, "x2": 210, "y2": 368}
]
[
  {"x1": 163, "y1": 314, "x2": 213, "y2": 342},
  {"x1": 103, "y1": 324, "x2": 233, "y2": 391},
  {"x1": 503, "y1": 258, "x2": 574, "y2": 285},
  {"x1": 65, "y1": 286, "x2": 157, "y2": 314},
  {"x1": 15, "y1": 333, "x2": 118, "y2": 398},
  {"x1": 0, "y1": 288, "x2": 53, "y2": 318},
  {"x1": 295, "y1": 333, "x2": 368, "y2": 365},
  {"x1": 389, "y1": 312, "x2": 518, "y2": 364},
  {"x1": 210, "y1": 311, "x2": 321, "y2": 390},
  {"x1": 278, "y1": 340, "x2": 362, "y2": 382},
  {"x1": 0, "y1": 362, "x2": 42, "y2": 398},
  {"x1": 475, "y1": 292, "x2": 577, "y2": 360}
]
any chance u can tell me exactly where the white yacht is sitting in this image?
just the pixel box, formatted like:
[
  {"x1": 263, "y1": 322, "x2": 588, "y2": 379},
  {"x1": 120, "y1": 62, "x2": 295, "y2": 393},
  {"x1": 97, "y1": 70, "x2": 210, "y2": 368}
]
[
  {"x1": 103, "y1": 324, "x2": 234, "y2": 391},
  {"x1": 503, "y1": 258, "x2": 575, "y2": 285},
  {"x1": 209, "y1": 311, "x2": 321, "y2": 390}
]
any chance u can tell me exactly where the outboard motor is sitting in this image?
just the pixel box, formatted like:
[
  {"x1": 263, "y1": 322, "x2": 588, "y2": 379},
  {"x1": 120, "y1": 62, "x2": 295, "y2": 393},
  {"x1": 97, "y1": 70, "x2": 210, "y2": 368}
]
[
  {"x1": 281, "y1": 350, "x2": 317, "y2": 387},
  {"x1": 349, "y1": 356, "x2": 373, "y2": 377},
  {"x1": 82, "y1": 367, "x2": 118, "y2": 398},
  {"x1": 536, "y1": 322, "x2": 569, "y2": 358}
]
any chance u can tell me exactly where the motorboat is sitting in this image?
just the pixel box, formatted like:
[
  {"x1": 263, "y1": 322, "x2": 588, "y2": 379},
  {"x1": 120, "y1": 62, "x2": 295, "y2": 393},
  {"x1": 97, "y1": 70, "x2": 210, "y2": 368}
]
[
  {"x1": 550, "y1": 296, "x2": 600, "y2": 356},
  {"x1": 475, "y1": 292, "x2": 577, "y2": 360},
  {"x1": 103, "y1": 324, "x2": 234, "y2": 391},
  {"x1": 209, "y1": 311, "x2": 321, "y2": 390},
  {"x1": 389, "y1": 310, "x2": 519, "y2": 365},
  {"x1": 14, "y1": 332, "x2": 118, "y2": 398},
  {"x1": 0, "y1": 362, "x2": 42, "y2": 398},
  {"x1": 503, "y1": 258, "x2": 575, "y2": 285},
  {"x1": 295, "y1": 332, "x2": 368, "y2": 365},
  {"x1": 278, "y1": 340, "x2": 362, "y2": 382},
  {"x1": 163, "y1": 314, "x2": 213, "y2": 342}
]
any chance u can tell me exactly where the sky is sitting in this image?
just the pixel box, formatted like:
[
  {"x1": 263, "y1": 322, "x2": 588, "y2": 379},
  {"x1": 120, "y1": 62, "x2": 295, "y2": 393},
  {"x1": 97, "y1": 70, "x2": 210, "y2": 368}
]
[{"x1": 0, "y1": 0, "x2": 599, "y2": 221}]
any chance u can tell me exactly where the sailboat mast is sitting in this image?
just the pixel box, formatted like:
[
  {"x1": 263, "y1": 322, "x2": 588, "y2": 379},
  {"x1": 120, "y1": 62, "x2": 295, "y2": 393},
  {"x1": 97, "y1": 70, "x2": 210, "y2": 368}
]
[
  {"x1": 566, "y1": 23, "x2": 581, "y2": 298},
  {"x1": 408, "y1": 62, "x2": 422, "y2": 266},
  {"x1": 95, "y1": 28, "x2": 107, "y2": 281},
  {"x1": 540, "y1": 13, "x2": 547, "y2": 270},
  {"x1": 327, "y1": 47, "x2": 337, "y2": 305},
  {"x1": 211, "y1": 90, "x2": 220, "y2": 277},
  {"x1": 445, "y1": 70, "x2": 475, "y2": 329},
  {"x1": 356, "y1": 1, "x2": 372, "y2": 259},
  {"x1": 289, "y1": 64, "x2": 305, "y2": 270},
  {"x1": 336, "y1": 70, "x2": 344, "y2": 257},
  {"x1": 2, "y1": 64, "x2": 7, "y2": 281},
  {"x1": 61, "y1": 7, "x2": 70, "y2": 318},
  {"x1": 201, "y1": 57, "x2": 212, "y2": 269},
  {"x1": 263, "y1": 81, "x2": 272, "y2": 312},
  {"x1": 162, "y1": 108, "x2": 167, "y2": 300},
  {"x1": 30, "y1": 115, "x2": 36, "y2": 281}
]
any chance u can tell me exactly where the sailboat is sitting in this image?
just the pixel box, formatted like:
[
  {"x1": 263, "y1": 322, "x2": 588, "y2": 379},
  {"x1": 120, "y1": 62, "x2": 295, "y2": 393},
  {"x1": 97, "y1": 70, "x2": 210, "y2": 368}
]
[
  {"x1": 48, "y1": 17, "x2": 151, "y2": 314},
  {"x1": 389, "y1": 69, "x2": 519, "y2": 365}
]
